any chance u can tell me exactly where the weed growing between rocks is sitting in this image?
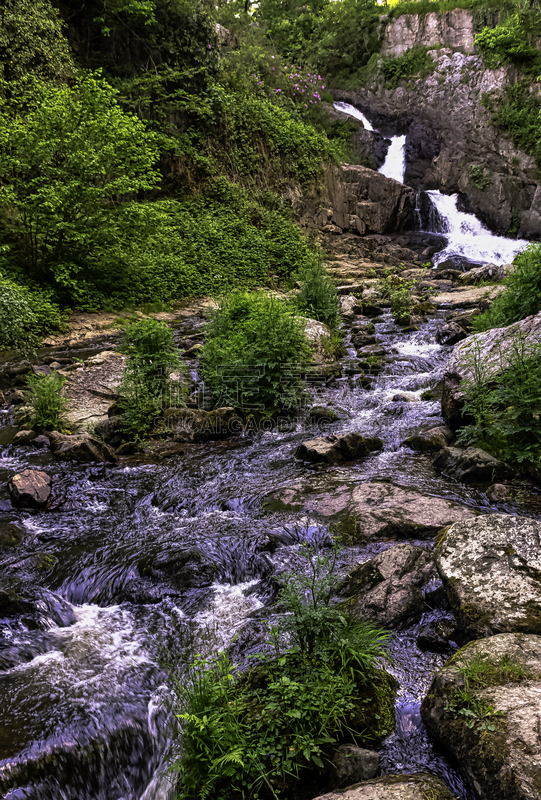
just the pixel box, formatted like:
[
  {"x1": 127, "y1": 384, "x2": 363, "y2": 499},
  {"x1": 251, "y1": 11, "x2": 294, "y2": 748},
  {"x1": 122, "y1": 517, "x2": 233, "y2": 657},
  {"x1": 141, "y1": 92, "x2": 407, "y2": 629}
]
[
  {"x1": 292, "y1": 260, "x2": 339, "y2": 328},
  {"x1": 200, "y1": 291, "x2": 312, "y2": 413},
  {"x1": 25, "y1": 372, "x2": 68, "y2": 431},
  {"x1": 118, "y1": 318, "x2": 184, "y2": 439},
  {"x1": 457, "y1": 333, "x2": 541, "y2": 466},
  {"x1": 168, "y1": 545, "x2": 392, "y2": 800}
]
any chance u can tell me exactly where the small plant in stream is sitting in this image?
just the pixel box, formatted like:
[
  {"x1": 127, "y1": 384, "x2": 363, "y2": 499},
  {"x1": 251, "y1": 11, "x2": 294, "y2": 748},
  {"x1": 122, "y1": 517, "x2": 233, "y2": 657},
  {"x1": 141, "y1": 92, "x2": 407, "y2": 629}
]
[
  {"x1": 168, "y1": 544, "x2": 392, "y2": 800},
  {"x1": 292, "y1": 260, "x2": 339, "y2": 328},
  {"x1": 25, "y1": 372, "x2": 68, "y2": 431}
]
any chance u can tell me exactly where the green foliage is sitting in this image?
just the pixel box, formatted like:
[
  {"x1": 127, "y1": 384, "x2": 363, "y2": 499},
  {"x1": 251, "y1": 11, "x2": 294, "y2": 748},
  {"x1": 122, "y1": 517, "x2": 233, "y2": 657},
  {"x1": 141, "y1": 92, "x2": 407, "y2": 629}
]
[
  {"x1": 445, "y1": 687, "x2": 504, "y2": 733},
  {"x1": 25, "y1": 372, "x2": 68, "y2": 431},
  {"x1": 293, "y1": 261, "x2": 339, "y2": 328},
  {"x1": 469, "y1": 164, "x2": 492, "y2": 190},
  {"x1": 118, "y1": 318, "x2": 183, "y2": 438},
  {"x1": 0, "y1": 0, "x2": 74, "y2": 81},
  {"x1": 0, "y1": 72, "x2": 160, "y2": 282},
  {"x1": 483, "y1": 81, "x2": 541, "y2": 167},
  {"x1": 475, "y1": 10, "x2": 541, "y2": 71},
  {"x1": 457, "y1": 333, "x2": 541, "y2": 466},
  {"x1": 169, "y1": 545, "x2": 391, "y2": 799},
  {"x1": 386, "y1": 0, "x2": 512, "y2": 19},
  {"x1": 0, "y1": 276, "x2": 66, "y2": 352},
  {"x1": 473, "y1": 243, "x2": 541, "y2": 330},
  {"x1": 381, "y1": 47, "x2": 435, "y2": 89},
  {"x1": 200, "y1": 290, "x2": 312, "y2": 411}
]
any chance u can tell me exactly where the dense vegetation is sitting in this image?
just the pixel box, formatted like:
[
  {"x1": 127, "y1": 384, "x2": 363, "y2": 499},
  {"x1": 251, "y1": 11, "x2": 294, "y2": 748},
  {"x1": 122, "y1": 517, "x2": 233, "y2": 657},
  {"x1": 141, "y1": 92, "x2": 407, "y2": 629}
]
[{"x1": 170, "y1": 545, "x2": 392, "y2": 799}]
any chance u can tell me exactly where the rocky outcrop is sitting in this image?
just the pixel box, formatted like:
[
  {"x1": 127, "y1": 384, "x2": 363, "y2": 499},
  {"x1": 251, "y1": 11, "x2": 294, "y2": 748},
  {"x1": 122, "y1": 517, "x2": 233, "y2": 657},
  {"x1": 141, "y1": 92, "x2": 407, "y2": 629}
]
[
  {"x1": 421, "y1": 633, "x2": 541, "y2": 800},
  {"x1": 334, "y1": 49, "x2": 541, "y2": 238},
  {"x1": 318, "y1": 773, "x2": 457, "y2": 800},
  {"x1": 300, "y1": 164, "x2": 416, "y2": 236},
  {"x1": 329, "y1": 744, "x2": 379, "y2": 789},
  {"x1": 429, "y1": 285, "x2": 504, "y2": 309},
  {"x1": 294, "y1": 433, "x2": 383, "y2": 464},
  {"x1": 381, "y1": 9, "x2": 476, "y2": 57},
  {"x1": 61, "y1": 350, "x2": 125, "y2": 431},
  {"x1": 342, "y1": 543, "x2": 437, "y2": 627},
  {"x1": 436, "y1": 514, "x2": 541, "y2": 639},
  {"x1": 433, "y1": 446, "x2": 514, "y2": 484},
  {"x1": 402, "y1": 425, "x2": 452, "y2": 453},
  {"x1": 329, "y1": 105, "x2": 389, "y2": 170},
  {"x1": 167, "y1": 407, "x2": 242, "y2": 442},
  {"x1": 49, "y1": 431, "x2": 118, "y2": 463},
  {"x1": 8, "y1": 470, "x2": 51, "y2": 509},
  {"x1": 265, "y1": 478, "x2": 476, "y2": 542},
  {"x1": 442, "y1": 311, "x2": 541, "y2": 429},
  {"x1": 459, "y1": 262, "x2": 514, "y2": 285}
]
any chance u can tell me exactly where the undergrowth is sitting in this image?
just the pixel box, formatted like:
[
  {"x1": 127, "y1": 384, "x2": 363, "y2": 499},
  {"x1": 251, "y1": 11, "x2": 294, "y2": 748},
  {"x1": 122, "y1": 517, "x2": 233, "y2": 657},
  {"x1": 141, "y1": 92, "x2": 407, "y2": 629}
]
[{"x1": 25, "y1": 372, "x2": 68, "y2": 431}]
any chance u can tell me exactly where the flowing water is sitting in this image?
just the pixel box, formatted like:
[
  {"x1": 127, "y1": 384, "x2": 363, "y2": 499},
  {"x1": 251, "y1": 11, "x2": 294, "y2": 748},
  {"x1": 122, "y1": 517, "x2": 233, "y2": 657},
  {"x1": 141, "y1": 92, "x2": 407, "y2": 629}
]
[{"x1": 0, "y1": 103, "x2": 536, "y2": 800}]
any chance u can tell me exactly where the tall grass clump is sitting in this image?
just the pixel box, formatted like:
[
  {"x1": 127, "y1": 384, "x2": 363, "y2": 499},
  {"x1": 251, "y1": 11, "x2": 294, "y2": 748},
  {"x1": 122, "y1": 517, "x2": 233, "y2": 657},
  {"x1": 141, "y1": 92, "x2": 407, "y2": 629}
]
[
  {"x1": 168, "y1": 545, "x2": 392, "y2": 800},
  {"x1": 473, "y1": 243, "x2": 541, "y2": 331},
  {"x1": 293, "y1": 260, "x2": 339, "y2": 328},
  {"x1": 25, "y1": 372, "x2": 68, "y2": 431},
  {"x1": 200, "y1": 291, "x2": 312, "y2": 412},
  {"x1": 118, "y1": 318, "x2": 183, "y2": 438}
]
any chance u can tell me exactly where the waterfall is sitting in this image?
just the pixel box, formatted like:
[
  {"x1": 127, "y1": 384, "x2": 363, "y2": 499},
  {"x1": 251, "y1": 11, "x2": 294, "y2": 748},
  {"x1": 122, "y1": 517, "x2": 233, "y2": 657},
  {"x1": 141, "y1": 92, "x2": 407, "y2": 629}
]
[
  {"x1": 333, "y1": 100, "x2": 375, "y2": 131},
  {"x1": 379, "y1": 135, "x2": 406, "y2": 183},
  {"x1": 424, "y1": 190, "x2": 528, "y2": 266}
]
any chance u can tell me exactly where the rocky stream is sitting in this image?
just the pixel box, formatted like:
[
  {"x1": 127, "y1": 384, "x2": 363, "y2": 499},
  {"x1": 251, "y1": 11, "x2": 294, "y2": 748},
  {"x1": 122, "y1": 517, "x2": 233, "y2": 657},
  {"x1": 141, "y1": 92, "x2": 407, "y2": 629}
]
[{"x1": 1, "y1": 107, "x2": 541, "y2": 800}]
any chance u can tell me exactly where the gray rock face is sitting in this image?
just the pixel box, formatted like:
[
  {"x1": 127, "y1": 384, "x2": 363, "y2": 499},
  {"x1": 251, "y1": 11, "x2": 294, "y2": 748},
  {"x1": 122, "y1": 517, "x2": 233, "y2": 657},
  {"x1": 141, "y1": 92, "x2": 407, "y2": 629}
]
[
  {"x1": 342, "y1": 543, "x2": 437, "y2": 628},
  {"x1": 168, "y1": 407, "x2": 242, "y2": 443},
  {"x1": 334, "y1": 48, "x2": 541, "y2": 238},
  {"x1": 433, "y1": 446, "x2": 513, "y2": 483},
  {"x1": 8, "y1": 469, "x2": 51, "y2": 509},
  {"x1": 459, "y1": 262, "x2": 514, "y2": 285},
  {"x1": 381, "y1": 9, "x2": 475, "y2": 56},
  {"x1": 430, "y1": 285, "x2": 504, "y2": 310},
  {"x1": 294, "y1": 433, "x2": 383, "y2": 464},
  {"x1": 436, "y1": 514, "x2": 541, "y2": 639},
  {"x1": 61, "y1": 350, "x2": 125, "y2": 431},
  {"x1": 318, "y1": 772, "x2": 457, "y2": 800},
  {"x1": 49, "y1": 431, "x2": 118, "y2": 463},
  {"x1": 421, "y1": 633, "x2": 541, "y2": 800},
  {"x1": 442, "y1": 311, "x2": 541, "y2": 430},
  {"x1": 12, "y1": 430, "x2": 37, "y2": 445},
  {"x1": 265, "y1": 478, "x2": 476, "y2": 542},
  {"x1": 402, "y1": 425, "x2": 452, "y2": 453},
  {"x1": 330, "y1": 744, "x2": 379, "y2": 789}
]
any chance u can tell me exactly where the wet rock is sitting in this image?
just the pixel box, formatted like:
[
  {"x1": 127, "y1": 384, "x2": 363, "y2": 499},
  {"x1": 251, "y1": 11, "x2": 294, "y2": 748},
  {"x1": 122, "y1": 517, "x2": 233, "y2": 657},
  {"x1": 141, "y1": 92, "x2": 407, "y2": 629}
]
[
  {"x1": 0, "y1": 578, "x2": 75, "y2": 629},
  {"x1": 342, "y1": 544, "x2": 436, "y2": 628},
  {"x1": 49, "y1": 432, "x2": 118, "y2": 464},
  {"x1": 4, "y1": 389, "x2": 25, "y2": 405},
  {"x1": 8, "y1": 470, "x2": 51, "y2": 509},
  {"x1": 340, "y1": 295, "x2": 362, "y2": 317},
  {"x1": 352, "y1": 332, "x2": 377, "y2": 349},
  {"x1": 318, "y1": 772, "x2": 457, "y2": 800},
  {"x1": 265, "y1": 479, "x2": 475, "y2": 542},
  {"x1": 421, "y1": 633, "x2": 541, "y2": 800},
  {"x1": 94, "y1": 415, "x2": 123, "y2": 443},
  {"x1": 435, "y1": 320, "x2": 470, "y2": 346},
  {"x1": 430, "y1": 285, "x2": 504, "y2": 309},
  {"x1": 360, "y1": 303, "x2": 384, "y2": 317},
  {"x1": 142, "y1": 548, "x2": 219, "y2": 590},
  {"x1": 436, "y1": 514, "x2": 541, "y2": 640},
  {"x1": 402, "y1": 426, "x2": 452, "y2": 452},
  {"x1": 12, "y1": 430, "x2": 37, "y2": 446},
  {"x1": 62, "y1": 350, "x2": 125, "y2": 431},
  {"x1": 459, "y1": 262, "x2": 514, "y2": 285},
  {"x1": 32, "y1": 435, "x2": 50, "y2": 449},
  {"x1": 308, "y1": 406, "x2": 341, "y2": 423},
  {"x1": 169, "y1": 407, "x2": 242, "y2": 443},
  {"x1": 417, "y1": 617, "x2": 459, "y2": 651},
  {"x1": 486, "y1": 483, "x2": 511, "y2": 503},
  {"x1": 0, "y1": 521, "x2": 25, "y2": 548},
  {"x1": 294, "y1": 433, "x2": 383, "y2": 464},
  {"x1": 433, "y1": 446, "x2": 514, "y2": 483},
  {"x1": 329, "y1": 744, "x2": 379, "y2": 789}
]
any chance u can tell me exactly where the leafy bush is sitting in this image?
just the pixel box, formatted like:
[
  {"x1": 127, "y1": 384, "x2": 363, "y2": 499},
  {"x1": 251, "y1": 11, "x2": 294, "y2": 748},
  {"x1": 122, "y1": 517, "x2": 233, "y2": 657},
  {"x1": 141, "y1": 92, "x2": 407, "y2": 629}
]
[
  {"x1": 169, "y1": 545, "x2": 392, "y2": 800},
  {"x1": 118, "y1": 319, "x2": 183, "y2": 438},
  {"x1": 0, "y1": 277, "x2": 66, "y2": 353},
  {"x1": 380, "y1": 47, "x2": 435, "y2": 89},
  {"x1": 473, "y1": 243, "x2": 541, "y2": 331},
  {"x1": 482, "y1": 81, "x2": 541, "y2": 168},
  {"x1": 293, "y1": 260, "x2": 339, "y2": 327},
  {"x1": 25, "y1": 372, "x2": 68, "y2": 431},
  {"x1": 457, "y1": 334, "x2": 541, "y2": 466},
  {"x1": 200, "y1": 291, "x2": 312, "y2": 412},
  {"x1": 475, "y1": 11, "x2": 541, "y2": 71}
]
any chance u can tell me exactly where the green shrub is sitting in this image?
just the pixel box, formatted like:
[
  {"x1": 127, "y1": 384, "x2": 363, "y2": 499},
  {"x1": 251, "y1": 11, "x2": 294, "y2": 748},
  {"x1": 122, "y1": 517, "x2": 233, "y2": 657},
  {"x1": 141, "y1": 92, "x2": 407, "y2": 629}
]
[
  {"x1": 482, "y1": 81, "x2": 541, "y2": 167},
  {"x1": 380, "y1": 47, "x2": 435, "y2": 89},
  {"x1": 201, "y1": 291, "x2": 312, "y2": 412},
  {"x1": 25, "y1": 372, "x2": 68, "y2": 431},
  {"x1": 169, "y1": 545, "x2": 391, "y2": 800},
  {"x1": 457, "y1": 334, "x2": 541, "y2": 466},
  {"x1": 118, "y1": 318, "x2": 183, "y2": 439},
  {"x1": 473, "y1": 243, "x2": 541, "y2": 331},
  {"x1": 0, "y1": 277, "x2": 66, "y2": 353},
  {"x1": 293, "y1": 260, "x2": 339, "y2": 327},
  {"x1": 475, "y1": 12, "x2": 541, "y2": 71},
  {"x1": 469, "y1": 164, "x2": 492, "y2": 190}
]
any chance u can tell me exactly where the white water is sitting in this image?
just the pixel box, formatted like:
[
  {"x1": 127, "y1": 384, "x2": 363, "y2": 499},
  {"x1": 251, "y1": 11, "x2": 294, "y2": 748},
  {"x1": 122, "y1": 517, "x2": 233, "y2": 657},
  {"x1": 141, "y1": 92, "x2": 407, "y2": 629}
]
[
  {"x1": 333, "y1": 100, "x2": 374, "y2": 131},
  {"x1": 428, "y1": 190, "x2": 528, "y2": 266},
  {"x1": 379, "y1": 135, "x2": 406, "y2": 183}
]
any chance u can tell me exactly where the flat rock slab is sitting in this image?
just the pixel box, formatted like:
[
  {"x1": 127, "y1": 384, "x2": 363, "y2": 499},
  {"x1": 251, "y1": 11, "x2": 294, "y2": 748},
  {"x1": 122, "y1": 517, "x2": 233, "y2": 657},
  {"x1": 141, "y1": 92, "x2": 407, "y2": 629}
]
[
  {"x1": 49, "y1": 432, "x2": 118, "y2": 464},
  {"x1": 421, "y1": 633, "x2": 541, "y2": 800},
  {"x1": 265, "y1": 479, "x2": 475, "y2": 542},
  {"x1": 294, "y1": 433, "x2": 383, "y2": 464},
  {"x1": 318, "y1": 772, "x2": 457, "y2": 800},
  {"x1": 62, "y1": 351, "x2": 125, "y2": 431},
  {"x1": 436, "y1": 514, "x2": 541, "y2": 639},
  {"x1": 430, "y1": 285, "x2": 504, "y2": 309},
  {"x1": 8, "y1": 470, "x2": 51, "y2": 509}
]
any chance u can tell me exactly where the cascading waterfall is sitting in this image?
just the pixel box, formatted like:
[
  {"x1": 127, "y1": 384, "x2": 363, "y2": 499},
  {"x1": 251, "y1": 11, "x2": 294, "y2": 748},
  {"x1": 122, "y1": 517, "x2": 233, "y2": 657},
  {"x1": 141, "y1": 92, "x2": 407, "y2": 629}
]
[
  {"x1": 379, "y1": 134, "x2": 406, "y2": 183},
  {"x1": 333, "y1": 100, "x2": 375, "y2": 131}
]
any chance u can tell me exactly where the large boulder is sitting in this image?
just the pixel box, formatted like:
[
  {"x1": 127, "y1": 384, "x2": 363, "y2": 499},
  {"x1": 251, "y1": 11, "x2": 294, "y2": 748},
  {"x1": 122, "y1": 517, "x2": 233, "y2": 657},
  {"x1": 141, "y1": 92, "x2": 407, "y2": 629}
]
[
  {"x1": 429, "y1": 285, "x2": 504, "y2": 309},
  {"x1": 265, "y1": 478, "x2": 476, "y2": 543},
  {"x1": 402, "y1": 425, "x2": 452, "y2": 453},
  {"x1": 318, "y1": 773, "x2": 457, "y2": 800},
  {"x1": 436, "y1": 514, "x2": 541, "y2": 640},
  {"x1": 459, "y1": 262, "x2": 514, "y2": 285},
  {"x1": 168, "y1": 407, "x2": 242, "y2": 443},
  {"x1": 421, "y1": 633, "x2": 541, "y2": 800},
  {"x1": 294, "y1": 433, "x2": 383, "y2": 464},
  {"x1": 49, "y1": 431, "x2": 118, "y2": 463},
  {"x1": 8, "y1": 470, "x2": 51, "y2": 509},
  {"x1": 442, "y1": 311, "x2": 541, "y2": 430},
  {"x1": 433, "y1": 446, "x2": 514, "y2": 483},
  {"x1": 341, "y1": 544, "x2": 437, "y2": 628}
]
